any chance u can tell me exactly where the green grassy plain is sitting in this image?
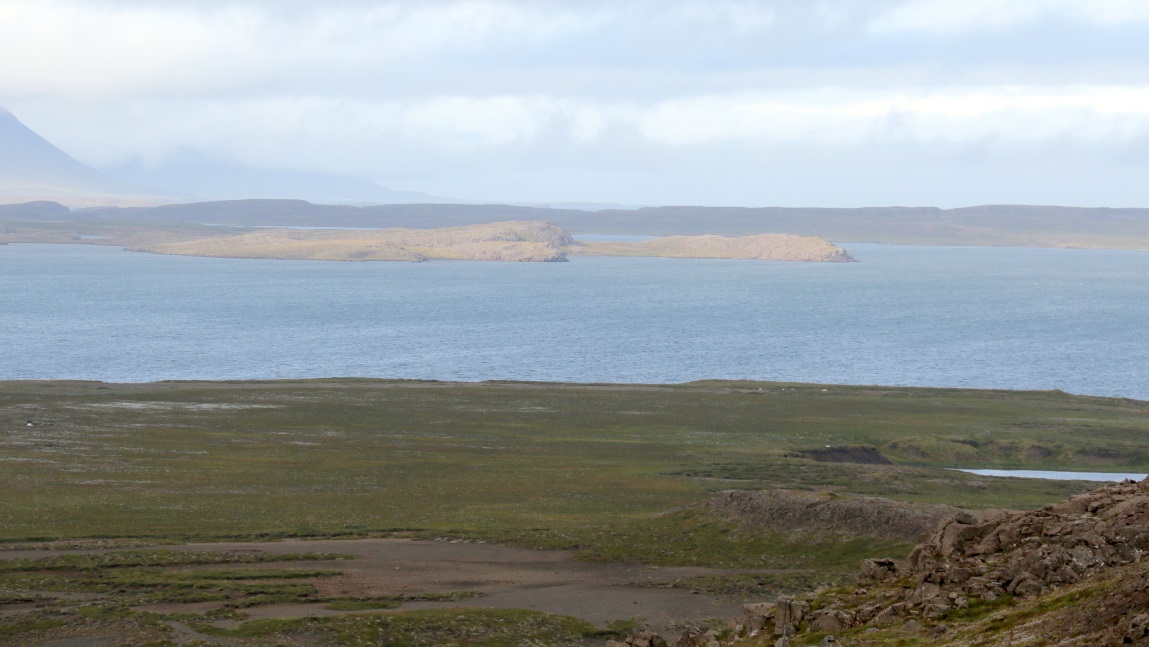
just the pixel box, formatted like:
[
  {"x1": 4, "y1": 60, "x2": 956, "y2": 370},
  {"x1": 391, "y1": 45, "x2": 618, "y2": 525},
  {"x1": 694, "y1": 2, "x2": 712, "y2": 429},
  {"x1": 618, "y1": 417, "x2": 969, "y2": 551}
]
[
  {"x1": 2, "y1": 379, "x2": 1148, "y2": 645},
  {"x1": 1, "y1": 379, "x2": 1144, "y2": 543}
]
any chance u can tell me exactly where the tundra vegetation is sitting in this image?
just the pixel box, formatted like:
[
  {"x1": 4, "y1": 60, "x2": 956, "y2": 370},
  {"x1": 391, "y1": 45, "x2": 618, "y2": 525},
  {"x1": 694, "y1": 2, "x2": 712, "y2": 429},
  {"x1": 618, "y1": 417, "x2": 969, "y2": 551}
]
[{"x1": 1, "y1": 379, "x2": 1146, "y2": 645}]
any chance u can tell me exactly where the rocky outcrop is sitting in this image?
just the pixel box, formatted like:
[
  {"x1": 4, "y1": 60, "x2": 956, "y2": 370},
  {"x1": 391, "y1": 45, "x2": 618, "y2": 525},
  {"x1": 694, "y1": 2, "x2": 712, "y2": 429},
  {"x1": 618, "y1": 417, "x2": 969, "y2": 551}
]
[
  {"x1": 883, "y1": 477, "x2": 1149, "y2": 606},
  {"x1": 799, "y1": 478, "x2": 1149, "y2": 630},
  {"x1": 702, "y1": 489, "x2": 957, "y2": 543},
  {"x1": 608, "y1": 478, "x2": 1149, "y2": 646},
  {"x1": 724, "y1": 477, "x2": 1149, "y2": 645}
]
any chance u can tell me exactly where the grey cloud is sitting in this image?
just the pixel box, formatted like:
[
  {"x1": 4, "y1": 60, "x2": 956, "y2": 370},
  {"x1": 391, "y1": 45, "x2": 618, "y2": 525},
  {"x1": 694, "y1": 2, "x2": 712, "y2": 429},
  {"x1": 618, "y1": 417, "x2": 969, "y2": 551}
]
[
  {"x1": 5, "y1": 0, "x2": 1149, "y2": 207},
  {"x1": 6, "y1": 1, "x2": 1149, "y2": 102}
]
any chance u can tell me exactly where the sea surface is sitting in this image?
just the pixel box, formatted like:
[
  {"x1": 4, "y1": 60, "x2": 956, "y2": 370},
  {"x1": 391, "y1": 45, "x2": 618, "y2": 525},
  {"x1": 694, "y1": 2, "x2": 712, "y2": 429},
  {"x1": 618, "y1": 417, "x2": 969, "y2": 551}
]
[{"x1": 2, "y1": 242, "x2": 1147, "y2": 399}]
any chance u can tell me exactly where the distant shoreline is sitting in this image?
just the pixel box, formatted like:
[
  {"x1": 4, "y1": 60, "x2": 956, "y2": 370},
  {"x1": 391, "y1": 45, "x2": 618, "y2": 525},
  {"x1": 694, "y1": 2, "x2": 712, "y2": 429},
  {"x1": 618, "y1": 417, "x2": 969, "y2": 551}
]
[
  {"x1": 1, "y1": 219, "x2": 856, "y2": 263},
  {"x1": 5, "y1": 199, "x2": 1149, "y2": 251}
]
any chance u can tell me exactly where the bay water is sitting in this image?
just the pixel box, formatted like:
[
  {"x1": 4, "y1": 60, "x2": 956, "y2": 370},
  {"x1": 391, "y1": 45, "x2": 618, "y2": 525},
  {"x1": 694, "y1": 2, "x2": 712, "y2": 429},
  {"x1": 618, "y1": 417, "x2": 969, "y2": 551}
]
[{"x1": 2, "y1": 242, "x2": 1147, "y2": 400}]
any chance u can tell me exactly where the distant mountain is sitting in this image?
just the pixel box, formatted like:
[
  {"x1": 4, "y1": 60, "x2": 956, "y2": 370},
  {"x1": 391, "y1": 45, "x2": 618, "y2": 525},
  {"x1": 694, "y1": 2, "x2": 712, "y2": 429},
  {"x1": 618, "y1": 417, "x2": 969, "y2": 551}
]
[
  {"x1": 75, "y1": 199, "x2": 576, "y2": 228},
  {"x1": 103, "y1": 154, "x2": 467, "y2": 205},
  {"x1": 0, "y1": 108, "x2": 171, "y2": 207},
  {"x1": 0, "y1": 108, "x2": 464, "y2": 207},
  {"x1": 0, "y1": 200, "x2": 72, "y2": 220}
]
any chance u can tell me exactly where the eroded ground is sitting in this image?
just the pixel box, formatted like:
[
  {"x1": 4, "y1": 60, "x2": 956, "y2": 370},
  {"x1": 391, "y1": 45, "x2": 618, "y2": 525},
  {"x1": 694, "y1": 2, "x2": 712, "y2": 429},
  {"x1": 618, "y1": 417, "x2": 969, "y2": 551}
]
[{"x1": 0, "y1": 537, "x2": 755, "y2": 645}]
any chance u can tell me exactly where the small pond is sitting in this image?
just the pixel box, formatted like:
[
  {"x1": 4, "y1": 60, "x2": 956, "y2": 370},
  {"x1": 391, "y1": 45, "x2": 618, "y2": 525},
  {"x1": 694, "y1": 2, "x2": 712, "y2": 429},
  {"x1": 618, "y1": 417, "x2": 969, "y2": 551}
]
[{"x1": 956, "y1": 469, "x2": 1147, "y2": 482}]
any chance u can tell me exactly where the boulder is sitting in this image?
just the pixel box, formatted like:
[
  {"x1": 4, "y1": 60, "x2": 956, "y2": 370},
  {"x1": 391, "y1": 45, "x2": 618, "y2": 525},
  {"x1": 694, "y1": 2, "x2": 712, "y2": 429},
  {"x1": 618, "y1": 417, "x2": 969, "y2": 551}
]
[
  {"x1": 908, "y1": 582, "x2": 943, "y2": 604},
  {"x1": 624, "y1": 631, "x2": 668, "y2": 647},
  {"x1": 860, "y1": 558, "x2": 901, "y2": 582},
  {"x1": 1125, "y1": 613, "x2": 1149, "y2": 642},
  {"x1": 672, "y1": 628, "x2": 717, "y2": 647},
  {"x1": 774, "y1": 598, "x2": 809, "y2": 634},
  {"x1": 809, "y1": 609, "x2": 854, "y2": 633},
  {"x1": 873, "y1": 602, "x2": 910, "y2": 625}
]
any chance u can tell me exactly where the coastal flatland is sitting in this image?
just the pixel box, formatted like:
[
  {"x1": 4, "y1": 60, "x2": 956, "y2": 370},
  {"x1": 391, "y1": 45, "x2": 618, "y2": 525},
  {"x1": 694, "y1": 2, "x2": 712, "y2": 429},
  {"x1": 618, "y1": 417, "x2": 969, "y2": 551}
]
[
  {"x1": 2, "y1": 379, "x2": 1145, "y2": 541},
  {"x1": 2, "y1": 379, "x2": 1147, "y2": 644}
]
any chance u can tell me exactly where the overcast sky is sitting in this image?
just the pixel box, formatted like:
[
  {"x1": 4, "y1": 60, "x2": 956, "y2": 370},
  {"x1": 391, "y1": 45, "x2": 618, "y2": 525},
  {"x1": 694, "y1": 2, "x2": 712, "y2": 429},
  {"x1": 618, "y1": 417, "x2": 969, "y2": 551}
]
[{"x1": 4, "y1": 0, "x2": 1149, "y2": 206}]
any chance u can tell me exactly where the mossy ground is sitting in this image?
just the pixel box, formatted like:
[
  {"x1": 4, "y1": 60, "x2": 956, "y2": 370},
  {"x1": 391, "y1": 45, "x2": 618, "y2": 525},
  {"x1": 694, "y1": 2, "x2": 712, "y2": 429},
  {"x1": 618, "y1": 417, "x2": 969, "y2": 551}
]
[
  {"x1": 3, "y1": 379, "x2": 1139, "y2": 542},
  {"x1": 0, "y1": 550, "x2": 513, "y2": 646}
]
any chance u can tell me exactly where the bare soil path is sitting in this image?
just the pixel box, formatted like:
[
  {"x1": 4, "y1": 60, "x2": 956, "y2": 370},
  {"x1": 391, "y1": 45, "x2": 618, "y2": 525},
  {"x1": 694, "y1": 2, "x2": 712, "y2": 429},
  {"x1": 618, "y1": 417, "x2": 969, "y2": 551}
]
[{"x1": 6, "y1": 538, "x2": 756, "y2": 632}]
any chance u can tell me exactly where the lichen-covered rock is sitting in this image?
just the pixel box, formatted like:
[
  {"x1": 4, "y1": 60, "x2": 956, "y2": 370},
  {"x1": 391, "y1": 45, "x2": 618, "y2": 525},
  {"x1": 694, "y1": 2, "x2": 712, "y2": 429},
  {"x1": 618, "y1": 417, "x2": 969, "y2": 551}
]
[{"x1": 774, "y1": 598, "x2": 809, "y2": 635}]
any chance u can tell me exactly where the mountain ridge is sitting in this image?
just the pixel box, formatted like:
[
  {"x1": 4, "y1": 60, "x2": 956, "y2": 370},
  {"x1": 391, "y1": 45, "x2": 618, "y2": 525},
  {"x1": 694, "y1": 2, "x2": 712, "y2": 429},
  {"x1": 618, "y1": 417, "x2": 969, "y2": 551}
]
[
  {"x1": 25, "y1": 198, "x2": 1149, "y2": 249},
  {"x1": 0, "y1": 108, "x2": 172, "y2": 206}
]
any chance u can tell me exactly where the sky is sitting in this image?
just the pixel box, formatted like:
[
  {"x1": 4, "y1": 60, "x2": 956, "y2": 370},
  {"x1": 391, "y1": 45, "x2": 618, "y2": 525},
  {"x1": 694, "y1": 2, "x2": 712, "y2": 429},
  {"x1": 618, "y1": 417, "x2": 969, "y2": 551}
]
[{"x1": 3, "y1": 0, "x2": 1149, "y2": 207}]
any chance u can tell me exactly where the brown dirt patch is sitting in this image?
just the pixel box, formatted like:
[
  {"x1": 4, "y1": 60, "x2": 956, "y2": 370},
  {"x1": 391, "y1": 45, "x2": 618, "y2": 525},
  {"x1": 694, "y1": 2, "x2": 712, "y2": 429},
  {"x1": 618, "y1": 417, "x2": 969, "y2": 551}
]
[{"x1": 7, "y1": 538, "x2": 755, "y2": 632}]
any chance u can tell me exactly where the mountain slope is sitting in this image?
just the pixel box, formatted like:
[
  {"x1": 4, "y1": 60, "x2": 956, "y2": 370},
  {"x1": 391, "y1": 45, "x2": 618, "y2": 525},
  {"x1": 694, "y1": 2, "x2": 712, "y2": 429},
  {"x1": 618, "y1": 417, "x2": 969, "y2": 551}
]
[
  {"x1": 0, "y1": 108, "x2": 167, "y2": 206},
  {"x1": 104, "y1": 154, "x2": 468, "y2": 205},
  {"x1": 0, "y1": 109, "x2": 123, "y2": 192}
]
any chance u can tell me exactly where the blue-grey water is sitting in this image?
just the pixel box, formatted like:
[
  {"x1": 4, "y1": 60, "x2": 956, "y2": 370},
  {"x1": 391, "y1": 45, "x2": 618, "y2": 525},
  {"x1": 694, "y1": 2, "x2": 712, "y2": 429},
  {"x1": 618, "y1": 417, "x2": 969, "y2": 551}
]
[
  {"x1": 957, "y1": 470, "x2": 1148, "y2": 482},
  {"x1": 2, "y1": 242, "x2": 1147, "y2": 399}
]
